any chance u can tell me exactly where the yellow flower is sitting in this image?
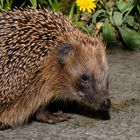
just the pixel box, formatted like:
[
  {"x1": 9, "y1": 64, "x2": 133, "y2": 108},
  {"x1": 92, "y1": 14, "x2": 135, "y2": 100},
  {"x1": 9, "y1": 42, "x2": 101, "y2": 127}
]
[
  {"x1": 95, "y1": 22, "x2": 103, "y2": 34},
  {"x1": 96, "y1": 22, "x2": 103, "y2": 30},
  {"x1": 76, "y1": 0, "x2": 97, "y2": 13}
]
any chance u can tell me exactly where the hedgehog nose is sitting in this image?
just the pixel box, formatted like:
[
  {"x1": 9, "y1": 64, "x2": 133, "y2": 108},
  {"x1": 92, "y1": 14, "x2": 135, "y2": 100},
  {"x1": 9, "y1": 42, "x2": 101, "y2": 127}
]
[{"x1": 100, "y1": 99, "x2": 111, "y2": 111}]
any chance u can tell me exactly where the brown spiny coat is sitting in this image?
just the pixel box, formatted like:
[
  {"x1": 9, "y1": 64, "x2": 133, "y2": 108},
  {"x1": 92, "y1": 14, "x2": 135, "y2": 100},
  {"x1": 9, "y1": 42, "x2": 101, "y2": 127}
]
[{"x1": 0, "y1": 8, "x2": 110, "y2": 129}]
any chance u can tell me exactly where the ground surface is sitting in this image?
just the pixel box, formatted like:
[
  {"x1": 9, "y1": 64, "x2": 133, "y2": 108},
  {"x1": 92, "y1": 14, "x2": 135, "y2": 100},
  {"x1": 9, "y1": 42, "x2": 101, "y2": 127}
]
[{"x1": 0, "y1": 49, "x2": 140, "y2": 140}]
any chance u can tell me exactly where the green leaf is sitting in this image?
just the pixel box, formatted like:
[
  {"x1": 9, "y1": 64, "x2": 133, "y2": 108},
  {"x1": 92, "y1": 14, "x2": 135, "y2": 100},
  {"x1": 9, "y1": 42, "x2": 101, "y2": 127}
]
[
  {"x1": 69, "y1": 3, "x2": 75, "y2": 20},
  {"x1": 113, "y1": 11, "x2": 123, "y2": 27},
  {"x1": 116, "y1": 0, "x2": 134, "y2": 12},
  {"x1": 92, "y1": 9, "x2": 107, "y2": 23},
  {"x1": 102, "y1": 19, "x2": 117, "y2": 47},
  {"x1": 0, "y1": 5, "x2": 2, "y2": 11},
  {"x1": 137, "y1": 4, "x2": 140, "y2": 13},
  {"x1": 48, "y1": 0, "x2": 61, "y2": 12},
  {"x1": 29, "y1": 0, "x2": 37, "y2": 8},
  {"x1": 119, "y1": 27, "x2": 140, "y2": 49},
  {"x1": 74, "y1": 21, "x2": 90, "y2": 34},
  {"x1": 85, "y1": 24, "x2": 93, "y2": 34},
  {"x1": 38, "y1": 0, "x2": 48, "y2": 5},
  {"x1": 126, "y1": 15, "x2": 134, "y2": 26},
  {"x1": 0, "y1": 0, "x2": 4, "y2": 8}
]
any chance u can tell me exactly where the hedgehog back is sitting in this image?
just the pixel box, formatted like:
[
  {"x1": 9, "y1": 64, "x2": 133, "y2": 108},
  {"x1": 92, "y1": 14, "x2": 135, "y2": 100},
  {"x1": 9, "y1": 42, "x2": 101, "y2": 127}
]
[{"x1": 0, "y1": 8, "x2": 75, "y2": 108}]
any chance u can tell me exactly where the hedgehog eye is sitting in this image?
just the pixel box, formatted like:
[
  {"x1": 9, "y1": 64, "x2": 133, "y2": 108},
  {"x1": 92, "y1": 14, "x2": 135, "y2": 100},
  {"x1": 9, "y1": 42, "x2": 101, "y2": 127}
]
[{"x1": 80, "y1": 74, "x2": 90, "y2": 82}]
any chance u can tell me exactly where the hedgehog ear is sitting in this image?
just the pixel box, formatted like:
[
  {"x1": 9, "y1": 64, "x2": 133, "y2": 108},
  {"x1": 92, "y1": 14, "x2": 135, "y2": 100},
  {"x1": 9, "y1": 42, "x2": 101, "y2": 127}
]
[{"x1": 57, "y1": 43, "x2": 74, "y2": 66}]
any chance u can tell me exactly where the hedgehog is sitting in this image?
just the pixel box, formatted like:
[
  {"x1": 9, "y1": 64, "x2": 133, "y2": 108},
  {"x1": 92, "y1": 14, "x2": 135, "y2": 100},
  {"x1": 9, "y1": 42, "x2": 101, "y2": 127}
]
[{"x1": 0, "y1": 8, "x2": 111, "y2": 130}]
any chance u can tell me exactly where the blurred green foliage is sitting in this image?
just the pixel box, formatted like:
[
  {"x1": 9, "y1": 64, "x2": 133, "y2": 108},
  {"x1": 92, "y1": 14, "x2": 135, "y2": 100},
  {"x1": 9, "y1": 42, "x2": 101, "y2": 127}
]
[{"x1": 0, "y1": 0, "x2": 140, "y2": 49}]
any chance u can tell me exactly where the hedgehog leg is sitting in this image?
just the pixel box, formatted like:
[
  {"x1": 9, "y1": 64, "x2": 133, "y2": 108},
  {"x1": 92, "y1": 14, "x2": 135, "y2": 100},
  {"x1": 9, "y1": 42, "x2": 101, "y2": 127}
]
[
  {"x1": 35, "y1": 107, "x2": 71, "y2": 124},
  {"x1": 0, "y1": 121, "x2": 12, "y2": 130}
]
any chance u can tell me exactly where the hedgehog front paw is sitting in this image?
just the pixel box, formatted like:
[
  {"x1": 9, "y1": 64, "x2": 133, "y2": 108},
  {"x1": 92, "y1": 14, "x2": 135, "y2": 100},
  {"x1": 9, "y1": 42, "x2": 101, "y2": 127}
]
[
  {"x1": 0, "y1": 121, "x2": 12, "y2": 130},
  {"x1": 35, "y1": 110, "x2": 71, "y2": 124}
]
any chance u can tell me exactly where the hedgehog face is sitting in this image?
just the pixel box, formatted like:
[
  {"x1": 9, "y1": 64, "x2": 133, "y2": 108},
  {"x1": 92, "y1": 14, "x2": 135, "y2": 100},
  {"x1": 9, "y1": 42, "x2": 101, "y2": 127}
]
[{"x1": 57, "y1": 41, "x2": 111, "y2": 111}]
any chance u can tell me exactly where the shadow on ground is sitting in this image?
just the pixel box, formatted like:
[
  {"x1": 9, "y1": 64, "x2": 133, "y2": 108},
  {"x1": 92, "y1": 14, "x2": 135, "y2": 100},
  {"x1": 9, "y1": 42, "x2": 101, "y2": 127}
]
[{"x1": 45, "y1": 98, "x2": 111, "y2": 120}]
